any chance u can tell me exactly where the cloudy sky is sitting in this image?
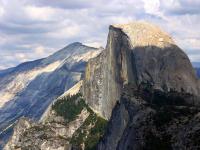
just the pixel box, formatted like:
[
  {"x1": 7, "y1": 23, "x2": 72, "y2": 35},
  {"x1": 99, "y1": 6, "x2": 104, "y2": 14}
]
[{"x1": 0, "y1": 0, "x2": 200, "y2": 69}]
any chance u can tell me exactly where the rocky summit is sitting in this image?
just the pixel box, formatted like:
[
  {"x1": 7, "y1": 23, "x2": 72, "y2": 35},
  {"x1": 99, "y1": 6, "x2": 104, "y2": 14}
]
[{"x1": 4, "y1": 21, "x2": 200, "y2": 150}]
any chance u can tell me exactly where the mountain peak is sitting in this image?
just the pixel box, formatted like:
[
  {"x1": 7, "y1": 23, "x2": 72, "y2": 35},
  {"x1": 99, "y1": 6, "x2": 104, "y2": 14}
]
[
  {"x1": 0, "y1": 41, "x2": 102, "y2": 147},
  {"x1": 112, "y1": 21, "x2": 175, "y2": 48},
  {"x1": 63, "y1": 42, "x2": 83, "y2": 48},
  {"x1": 42, "y1": 42, "x2": 100, "y2": 65}
]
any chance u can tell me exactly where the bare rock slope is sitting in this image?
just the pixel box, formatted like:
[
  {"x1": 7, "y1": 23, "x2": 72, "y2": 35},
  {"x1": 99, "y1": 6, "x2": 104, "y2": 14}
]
[{"x1": 0, "y1": 42, "x2": 102, "y2": 148}]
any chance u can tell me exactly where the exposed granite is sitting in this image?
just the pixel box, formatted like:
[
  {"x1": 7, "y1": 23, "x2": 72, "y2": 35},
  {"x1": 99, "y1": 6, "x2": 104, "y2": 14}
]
[
  {"x1": 83, "y1": 21, "x2": 200, "y2": 120},
  {"x1": 4, "y1": 108, "x2": 89, "y2": 150}
]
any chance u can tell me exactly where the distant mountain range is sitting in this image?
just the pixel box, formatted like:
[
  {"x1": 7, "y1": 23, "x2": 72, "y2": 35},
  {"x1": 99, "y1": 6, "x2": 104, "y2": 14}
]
[
  {"x1": 192, "y1": 62, "x2": 200, "y2": 68},
  {"x1": 195, "y1": 68, "x2": 200, "y2": 78},
  {"x1": 0, "y1": 42, "x2": 102, "y2": 147},
  {"x1": 192, "y1": 62, "x2": 200, "y2": 78}
]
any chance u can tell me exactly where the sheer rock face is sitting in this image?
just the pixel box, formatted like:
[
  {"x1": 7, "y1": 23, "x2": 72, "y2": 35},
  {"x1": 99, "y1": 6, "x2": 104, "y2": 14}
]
[{"x1": 83, "y1": 21, "x2": 200, "y2": 119}]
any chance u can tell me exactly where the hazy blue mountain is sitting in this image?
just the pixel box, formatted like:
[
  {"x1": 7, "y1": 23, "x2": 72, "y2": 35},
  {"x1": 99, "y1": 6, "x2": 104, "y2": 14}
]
[
  {"x1": 195, "y1": 68, "x2": 200, "y2": 78},
  {"x1": 192, "y1": 62, "x2": 200, "y2": 78},
  {"x1": 192, "y1": 62, "x2": 200, "y2": 68}
]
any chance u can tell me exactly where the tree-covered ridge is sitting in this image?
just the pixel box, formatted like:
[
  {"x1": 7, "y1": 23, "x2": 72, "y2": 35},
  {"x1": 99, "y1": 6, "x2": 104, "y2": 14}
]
[
  {"x1": 52, "y1": 93, "x2": 108, "y2": 149},
  {"x1": 71, "y1": 107, "x2": 108, "y2": 150},
  {"x1": 52, "y1": 93, "x2": 86, "y2": 123}
]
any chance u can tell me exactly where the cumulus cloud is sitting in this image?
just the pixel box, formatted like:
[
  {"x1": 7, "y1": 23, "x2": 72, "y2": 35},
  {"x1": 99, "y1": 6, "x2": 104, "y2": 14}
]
[
  {"x1": 160, "y1": 0, "x2": 200, "y2": 15},
  {"x1": 0, "y1": 0, "x2": 200, "y2": 69},
  {"x1": 142, "y1": 0, "x2": 160, "y2": 15}
]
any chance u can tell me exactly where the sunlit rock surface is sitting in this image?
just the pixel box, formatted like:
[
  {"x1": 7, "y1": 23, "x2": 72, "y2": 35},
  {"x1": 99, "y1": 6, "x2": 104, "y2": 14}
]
[{"x1": 0, "y1": 42, "x2": 102, "y2": 147}]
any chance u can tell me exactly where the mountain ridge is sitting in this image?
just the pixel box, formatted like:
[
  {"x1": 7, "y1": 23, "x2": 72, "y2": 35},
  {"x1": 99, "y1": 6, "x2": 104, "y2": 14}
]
[{"x1": 0, "y1": 42, "x2": 102, "y2": 148}]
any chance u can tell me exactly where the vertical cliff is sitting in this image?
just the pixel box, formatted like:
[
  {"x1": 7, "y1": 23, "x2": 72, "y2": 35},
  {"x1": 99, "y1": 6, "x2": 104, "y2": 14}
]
[
  {"x1": 83, "y1": 21, "x2": 200, "y2": 119},
  {"x1": 94, "y1": 22, "x2": 200, "y2": 150}
]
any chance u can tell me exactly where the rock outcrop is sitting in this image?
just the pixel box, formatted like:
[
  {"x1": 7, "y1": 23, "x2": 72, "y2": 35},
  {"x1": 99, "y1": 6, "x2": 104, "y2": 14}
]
[
  {"x1": 83, "y1": 21, "x2": 200, "y2": 119},
  {"x1": 4, "y1": 80, "x2": 85, "y2": 150},
  {"x1": 5, "y1": 82, "x2": 107, "y2": 150}
]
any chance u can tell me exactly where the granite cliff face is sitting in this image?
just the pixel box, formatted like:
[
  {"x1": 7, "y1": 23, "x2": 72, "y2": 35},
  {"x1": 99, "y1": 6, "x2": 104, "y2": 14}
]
[
  {"x1": 94, "y1": 22, "x2": 200, "y2": 150},
  {"x1": 83, "y1": 22, "x2": 200, "y2": 119}
]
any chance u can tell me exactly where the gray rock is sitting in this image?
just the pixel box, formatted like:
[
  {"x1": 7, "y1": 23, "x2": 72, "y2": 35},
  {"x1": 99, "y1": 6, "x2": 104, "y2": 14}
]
[
  {"x1": 97, "y1": 85, "x2": 200, "y2": 150},
  {"x1": 4, "y1": 103, "x2": 89, "y2": 150},
  {"x1": 83, "y1": 21, "x2": 200, "y2": 119}
]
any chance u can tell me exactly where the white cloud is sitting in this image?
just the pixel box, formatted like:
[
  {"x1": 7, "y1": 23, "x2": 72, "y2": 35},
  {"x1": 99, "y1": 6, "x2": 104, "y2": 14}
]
[
  {"x1": 0, "y1": 0, "x2": 200, "y2": 70},
  {"x1": 84, "y1": 42, "x2": 102, "y2": 48},
  {"x1": 16, "y1": 53, "x2": 25, "y2": 58},
  {"x1": 189, "y1": 54, "x2": 200, "y2": 62},
  {"x1": 142, "y1": 0, "x2": 160, "y2": 15},
  {"x1": 25, "y1": 5, "x2": 56, "y2": 21},
  {"x1": 176, "y1": 38, "x2": 200, "y2": 52},
  {"x1": 35, "y1": 46, "x2": 45, "y2": 55},
  {"x1": 0, "y1": 5, "x2": 4, "y2": 17},
  {"x1": 47, "y1": 25, "x2": 81, "y2": 38}
]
